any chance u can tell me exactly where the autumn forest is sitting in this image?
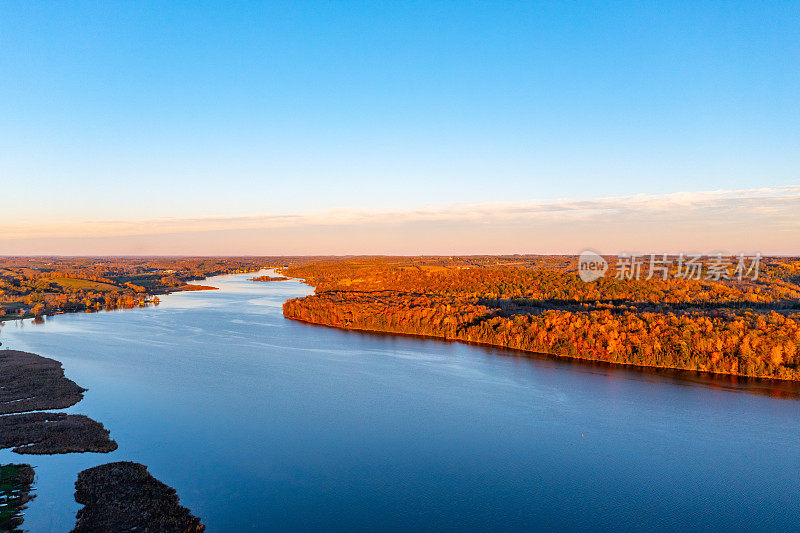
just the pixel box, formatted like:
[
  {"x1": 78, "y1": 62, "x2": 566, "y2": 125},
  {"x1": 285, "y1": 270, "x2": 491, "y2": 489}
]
[{"x1": 281, "y1": 256, "x2": 800, "y2": 381}]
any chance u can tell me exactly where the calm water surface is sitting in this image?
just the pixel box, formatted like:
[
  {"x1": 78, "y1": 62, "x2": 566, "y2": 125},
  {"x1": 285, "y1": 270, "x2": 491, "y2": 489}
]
[{"x1": 1, "y1": 271, "x2": 799, "y2": 531}]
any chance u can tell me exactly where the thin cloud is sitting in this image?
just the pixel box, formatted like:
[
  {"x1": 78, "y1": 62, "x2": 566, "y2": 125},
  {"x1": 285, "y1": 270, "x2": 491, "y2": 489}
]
[
  {"x1": 5, "y1": 185, "x2": 799, "y2": 239},
  {"x1": 2, "y1": 186, "x2": 799, "y2": 255}
]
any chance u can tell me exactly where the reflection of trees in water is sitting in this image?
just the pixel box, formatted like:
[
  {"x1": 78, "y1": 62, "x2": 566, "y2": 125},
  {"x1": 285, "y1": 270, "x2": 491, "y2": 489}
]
[
  {"x1": 282, "y1": 256, "x2": 800, "y2": 381},
  {"x1": 0, "y1": 463, "x2": 35, "y2": 533}
]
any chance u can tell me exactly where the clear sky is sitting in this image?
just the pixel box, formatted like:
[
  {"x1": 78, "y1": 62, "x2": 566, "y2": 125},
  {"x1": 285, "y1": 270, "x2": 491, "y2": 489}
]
[{"x1": 1, "y1": 1, "x2": 798, "y2": 254}]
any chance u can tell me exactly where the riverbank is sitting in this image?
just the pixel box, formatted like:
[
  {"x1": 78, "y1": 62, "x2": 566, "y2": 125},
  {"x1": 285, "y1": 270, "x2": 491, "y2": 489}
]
[
  {"x1": 0, "y1": 257, "x2": 273, "y2": 323},
  {"x1": 283, "y1": 291, "x2": 800, "y2": 382},
  {"x1": 281, "y1": 257, "x2": 800, "y2": 382}
]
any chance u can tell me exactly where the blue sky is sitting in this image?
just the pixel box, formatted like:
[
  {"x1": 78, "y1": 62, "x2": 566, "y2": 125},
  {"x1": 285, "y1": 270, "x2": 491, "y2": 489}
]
[{"x1": 1, "y1": 1, "x2": 798, "y2": 253}]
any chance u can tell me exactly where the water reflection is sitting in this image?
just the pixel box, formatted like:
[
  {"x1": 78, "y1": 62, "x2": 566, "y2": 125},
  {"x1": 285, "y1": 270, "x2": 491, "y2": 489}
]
[{"x1": 321, "y1": 323, "x2": 800, "y2": 400}]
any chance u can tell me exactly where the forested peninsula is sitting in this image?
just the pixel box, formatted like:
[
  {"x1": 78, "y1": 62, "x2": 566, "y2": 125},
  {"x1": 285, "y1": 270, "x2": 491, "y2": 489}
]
[{"x1": 282, "y1": 256, "x2": 800, "y2": 381}]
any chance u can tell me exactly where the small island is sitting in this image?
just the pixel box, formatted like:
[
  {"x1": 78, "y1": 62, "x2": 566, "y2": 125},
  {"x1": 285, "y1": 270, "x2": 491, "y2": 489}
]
[
  {"x1": 175, "y1": 284, "x2": 219, "y2": 292},
  {"x1": 0, "y1": 413, "x2": 117, "y2": 455},
  {"x1": 249, "y1": 275, "x2": 289, "y2": 282},
  {"x1": 72, "y1": 462, "x2": 205, "y2": 532}
]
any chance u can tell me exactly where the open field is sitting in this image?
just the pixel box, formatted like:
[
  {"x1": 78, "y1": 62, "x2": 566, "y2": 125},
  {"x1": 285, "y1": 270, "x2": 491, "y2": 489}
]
[{"x1": 49, "y1": 277, "x2": 121, "y2": 292}]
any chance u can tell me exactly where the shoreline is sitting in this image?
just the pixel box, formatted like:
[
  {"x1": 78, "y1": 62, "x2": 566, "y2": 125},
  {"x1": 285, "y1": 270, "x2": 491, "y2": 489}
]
[
  {"x1": 0, "y1": 269, "x2": 269, "y2": 325},
  {"x1": 6, "y1": 268, "x2": 799, "y2": 393},
  {"x1": 284, "y1": 315, "x2": 800, "y2": 393}
]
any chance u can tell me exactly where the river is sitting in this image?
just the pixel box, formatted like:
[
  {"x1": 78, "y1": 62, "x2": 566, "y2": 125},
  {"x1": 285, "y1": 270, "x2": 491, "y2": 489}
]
[{"x1": 1, "y1": 271, "x2": 799, "y2": 531}]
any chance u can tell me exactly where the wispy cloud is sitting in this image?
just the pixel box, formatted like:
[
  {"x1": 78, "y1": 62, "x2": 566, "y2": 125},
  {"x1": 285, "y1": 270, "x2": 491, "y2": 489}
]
[
  {"x1": 3, "y1": 186, "x2": 799, "y2": 255},
  {"x1": 6, "y1": 186, "x2": 800, "y2": 237}
]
